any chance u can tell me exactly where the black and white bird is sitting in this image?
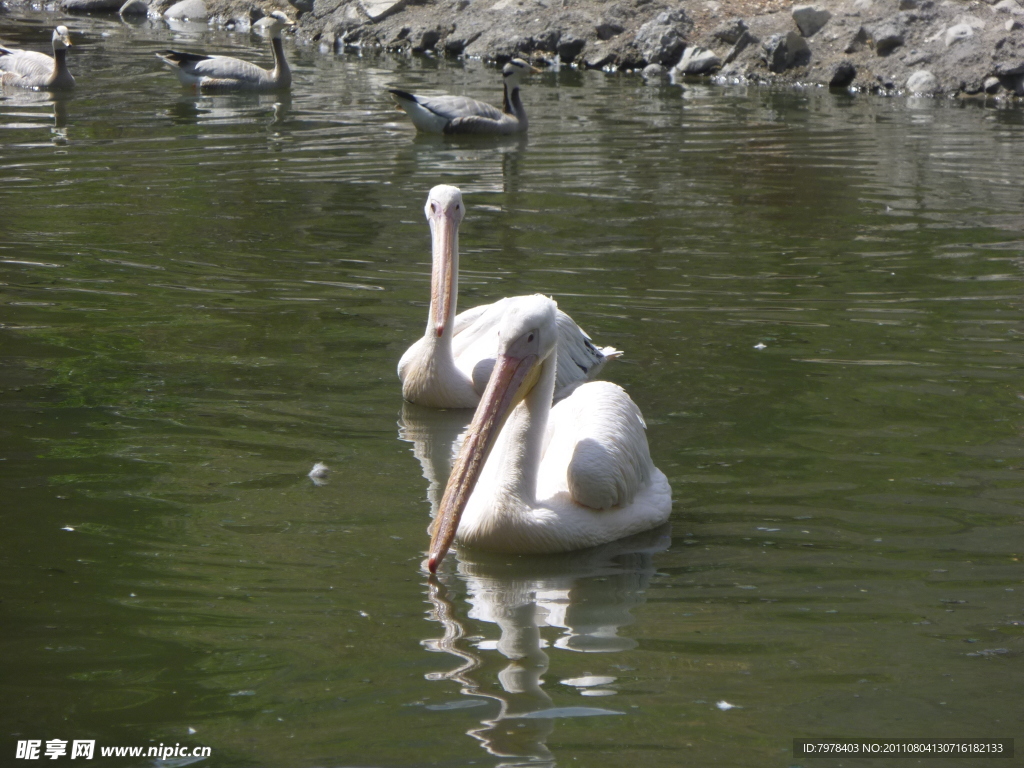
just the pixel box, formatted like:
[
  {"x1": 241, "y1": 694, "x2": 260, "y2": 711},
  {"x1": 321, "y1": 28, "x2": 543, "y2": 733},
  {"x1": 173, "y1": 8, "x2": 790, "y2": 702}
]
[
  {"x1": 0, "y1": 26, "x2": 75, "y2": 90},
  {"x1": 388, "y1": 58, "x2": 540, "y2": 136},
  {"x1": 399, "y1": 185, "x2": 621, "y2": 409},
  {"x1": 155, "y1": 11, "x2": 294, "y2": 91}
]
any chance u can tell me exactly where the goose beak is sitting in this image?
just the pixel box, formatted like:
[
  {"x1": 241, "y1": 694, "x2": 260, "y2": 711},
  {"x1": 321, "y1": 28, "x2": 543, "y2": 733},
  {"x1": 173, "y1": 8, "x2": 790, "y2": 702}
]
[
  {"x1": 429, "y1": 208, "x2": 458, "y2": 338},
  {"x1": 61, "y1": 33, "x2": 73, "y2": 47},
  {"x1": 427, "y1": 349, "x2": 540, "y2": 572}
]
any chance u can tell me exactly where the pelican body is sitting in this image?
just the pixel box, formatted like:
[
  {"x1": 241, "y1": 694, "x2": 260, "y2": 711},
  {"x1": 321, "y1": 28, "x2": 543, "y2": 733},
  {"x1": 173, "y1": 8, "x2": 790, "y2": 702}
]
[
  {"x1": 0, "y1": 26, "x2": 74, "y2": 91},
  {"x1": 398, "y1": 185, "x2": 620, "y2": 409},
  {"x1": 389, "y1": 59, "x2": 539, "y2": 136},
  {"x1": 155, "y1": 11, "x2": 294, "y2": 92},
  {"x1": 427, "y1": 295, "x2": 671, "y2": 572}
]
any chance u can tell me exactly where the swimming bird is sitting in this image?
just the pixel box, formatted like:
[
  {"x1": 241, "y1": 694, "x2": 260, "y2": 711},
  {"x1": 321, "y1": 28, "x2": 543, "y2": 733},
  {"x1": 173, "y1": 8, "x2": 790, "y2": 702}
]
[
  {"x1": 155, "y1": 11, "x2": 294, "y2": 92},
  {"x1": 388, "y1": 58, "x2": 540, "y2": 135},
  {"x1": 426, "y1": 294, "x2": 671, "y2": 572},
  {"x1": 0, "y1": 26, "x2": 75, "y2": 91},
  {"x1": 398, "y1": 185, "x2": 621, "y2": 409}
]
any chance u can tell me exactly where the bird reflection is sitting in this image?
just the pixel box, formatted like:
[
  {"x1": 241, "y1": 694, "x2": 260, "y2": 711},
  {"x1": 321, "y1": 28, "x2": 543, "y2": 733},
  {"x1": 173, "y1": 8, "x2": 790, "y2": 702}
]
[
  {"x1": 0, "y1": 88, "x2": 72, "y2": 144},
  {"x1": 421, "y1": 527, "x2": 670, "y2": 766},
  {"x1": 398, "y1": 402, "x2": 473, "y2": 515},
  {"x1": 164, "y1": 91, "x2": 291, "y2": 127}
]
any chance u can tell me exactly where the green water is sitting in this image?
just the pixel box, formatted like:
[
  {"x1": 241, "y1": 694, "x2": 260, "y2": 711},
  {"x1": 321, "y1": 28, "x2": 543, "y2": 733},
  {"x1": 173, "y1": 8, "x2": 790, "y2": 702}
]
[{"x1": 2, "y1": 10, "x2": 1023, "y2": 767}]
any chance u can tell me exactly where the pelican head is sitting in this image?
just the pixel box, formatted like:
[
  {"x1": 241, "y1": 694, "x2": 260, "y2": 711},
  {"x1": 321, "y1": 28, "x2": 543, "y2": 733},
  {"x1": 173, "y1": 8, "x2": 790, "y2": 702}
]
[
  {"x1": 425, "y1": 184, "x2": 465, "y2": 338},
  {"x1": 427, "y1": 295, "x2": 557, "y2": 572},
  {"x1": 502, "y1": 58, "x2": 541, "y2": 87},
  {"x1": 52, "y1": 26, "x2": 73, "y2": 50}
]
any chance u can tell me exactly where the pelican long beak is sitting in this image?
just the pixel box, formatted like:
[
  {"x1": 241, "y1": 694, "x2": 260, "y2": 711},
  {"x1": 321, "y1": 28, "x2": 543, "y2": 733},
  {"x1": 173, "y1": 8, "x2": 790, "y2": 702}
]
[
  {"x1": 429, "y1": 209, "x2": 458, "y2": 338},
  {"x1": 427, "y1": 350, "x2": 540, "y2": 572}
]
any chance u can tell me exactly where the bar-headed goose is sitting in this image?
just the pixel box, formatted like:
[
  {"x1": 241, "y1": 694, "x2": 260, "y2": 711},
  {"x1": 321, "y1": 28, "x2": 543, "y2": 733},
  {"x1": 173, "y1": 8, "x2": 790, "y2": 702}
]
[
  {"x1": 389, "y1": 58, "x2": 540, "y2": 136},
  {"x1": 155, "y1": 11, "x2": 294, "y2": 92},
  {"x1": 0, "y1": 26, "x2": 75, "y2": 91}
]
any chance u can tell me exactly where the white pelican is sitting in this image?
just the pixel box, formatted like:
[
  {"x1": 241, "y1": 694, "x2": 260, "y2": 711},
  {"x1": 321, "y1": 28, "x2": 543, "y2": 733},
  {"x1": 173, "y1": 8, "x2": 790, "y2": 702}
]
[
  {"x1": 388, "y1": 58, "x2": 540, "y2": 136},
  {"x1": 427, "y1": 294, "x2": 671, "y2": 572},
  {"x1": 0, "y1": 26, "x2": 75, "y2": 91},
  {"x1": 155, "y1": 11, "x2": 294, "y2": 92},
  {"x1": 398, "y1": 185, "x2": 621, "y2": 409}
]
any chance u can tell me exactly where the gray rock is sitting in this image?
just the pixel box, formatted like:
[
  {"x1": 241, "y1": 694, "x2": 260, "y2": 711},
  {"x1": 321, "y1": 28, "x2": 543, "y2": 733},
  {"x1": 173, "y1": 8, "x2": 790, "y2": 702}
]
[
  {"x1": 61, "y1": 0, "x2": 124, "y2": 10},
  {"x1": 413, "y1": 28, "x2": 441, "y2": 51},
  {"x1": 596, "y1": 21, "x2": 624, "y2": 40},
  {"x1": 993, "y1": 0, "x2": 1023, "y2": 13},
  {"x1": 829, "y1": 59, "x2": 856, "y2": 86},
  {"x1": 118, "y1": 0, "x2": 148, "y2": 14},
  {"x1": 634, "y1": 9, "x2": 691, "y2": 67},
  {"x1": 905, "y1": 68, "x2": 938, "y2": 93},
  {"x1": 869, "y1": 21, "x2": 905, "y2": 55},
  {"x1": 641, "y1": 63, "x2": 670, "y2": 82},
  {"x1": 944, "y1": 23, "x2": 973, "y2": 46},
  {"x1": 792, "y1": 5, "x2": 832, "y2": 37},
  {"x1": 442, "y1": 32, "x2": 478, "y2": 56},
  {"x1": 722, "y1": 30, "x2": 754, "y2": 64},
  {"x1": 983, "y1": 76, "x2": 1002, "y2": 92},
  {"x1": 674, "y1": 45, "x2": 722, "y2": 75},
  {"x1": 164, "y1": 0, "x2": 208, "y2": 18},
  {"x1": 556, "y1": 35, "x2": 585, "y2": 63},
  {"x1": 763, "y1": 31, "x2": 810, "y2": 72},
  {"x1": 712, "y1": 17, "x2": 748, "y2": 44},
  {"x1": 583, "y1": 43, "x2": 617, "y2": 69},
  {"x1": 287, "y1": 0, "x2": 314, "y2": 13},
  {"x1": 844, "y1": 27, "x2": 869, "y2": 54},
  {"x1": 1007, "y1": 17, "x2": 1023, "y2": 29},
  {"x1": 359, "y1": 0, "x2": 408, "y2": 22}
]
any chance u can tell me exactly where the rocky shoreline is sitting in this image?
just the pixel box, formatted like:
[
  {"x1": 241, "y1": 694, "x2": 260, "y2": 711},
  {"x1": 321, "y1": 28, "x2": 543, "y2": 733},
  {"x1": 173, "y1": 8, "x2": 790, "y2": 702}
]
[{"x1": 9, "y1": 0, "x2": 1024, "y2": 98}]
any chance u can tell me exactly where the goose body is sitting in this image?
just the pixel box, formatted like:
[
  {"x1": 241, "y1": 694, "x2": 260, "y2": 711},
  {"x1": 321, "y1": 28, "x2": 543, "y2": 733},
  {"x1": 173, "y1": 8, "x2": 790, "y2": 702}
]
[
  {"x1": 427, "y1": 295, "x2": 671, "y2": 571},
  {"x1": 156, "y1": 11, "x2": 293, "y2": 91},
  {"x1": 398, "y1": 185, "x2": 621, "y2": 409},
  {"x1": 389, "y1": 59, "x2": 539, "y2": 135},
  {"x1": 0, "y1": 26, "x2": 74, "y2": 90}
]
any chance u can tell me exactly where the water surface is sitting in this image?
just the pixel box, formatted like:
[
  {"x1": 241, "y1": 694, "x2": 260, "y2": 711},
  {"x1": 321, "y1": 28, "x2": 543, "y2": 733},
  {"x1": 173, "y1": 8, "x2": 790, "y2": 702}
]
[{"x1": 2, "y1": 10, "x2": 1023, "y2": 767}]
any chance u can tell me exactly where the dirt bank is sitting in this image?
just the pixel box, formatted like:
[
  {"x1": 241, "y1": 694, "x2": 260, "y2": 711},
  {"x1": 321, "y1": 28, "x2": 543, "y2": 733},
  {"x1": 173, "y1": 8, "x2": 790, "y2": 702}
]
[{"x1": 15, "y1": 0, "x2": 1024, "y2": 98}]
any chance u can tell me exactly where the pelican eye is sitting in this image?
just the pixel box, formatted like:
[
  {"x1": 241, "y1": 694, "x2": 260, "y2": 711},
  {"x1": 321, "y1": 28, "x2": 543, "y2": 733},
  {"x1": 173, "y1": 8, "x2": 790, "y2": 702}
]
[
  {"x1": 527, "y1": 333, "x2": 535, "y2": 342},
  {"x1": 430, "y1": 202, "x2": 439, "y2": 214}
]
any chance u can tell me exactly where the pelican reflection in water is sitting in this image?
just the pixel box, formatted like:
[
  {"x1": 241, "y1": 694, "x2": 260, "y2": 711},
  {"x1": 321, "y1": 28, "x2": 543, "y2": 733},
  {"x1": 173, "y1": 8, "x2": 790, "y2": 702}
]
[{"x1": 421, "y1": 527, "x2": 670, "y2": 764}]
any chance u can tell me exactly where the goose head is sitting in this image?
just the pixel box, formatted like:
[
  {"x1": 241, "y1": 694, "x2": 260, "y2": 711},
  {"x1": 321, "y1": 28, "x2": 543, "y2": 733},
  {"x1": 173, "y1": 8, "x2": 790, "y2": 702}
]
[
  {"x1": 259, "y1": 11, "x2": 295, "y2": 36},
  {"x1": 52, "y1": 26, "x2": 73, "y2": 51},
  {"x1": 502, "y1": 57, "x2": 541, "y2": 88}
]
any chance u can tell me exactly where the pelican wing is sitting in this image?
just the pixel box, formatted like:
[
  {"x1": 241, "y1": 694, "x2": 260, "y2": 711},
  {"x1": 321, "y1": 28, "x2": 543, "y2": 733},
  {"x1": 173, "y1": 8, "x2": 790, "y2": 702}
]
[
  {"x1": 542, "y1": 381, "x2": 653, "y2": 510},
  {"x1": 554, "y1": 312, "x2": 622, "y2": 394},
  {"x1": 0, "y1": 48, "x2": 54, "y2": 82}
]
